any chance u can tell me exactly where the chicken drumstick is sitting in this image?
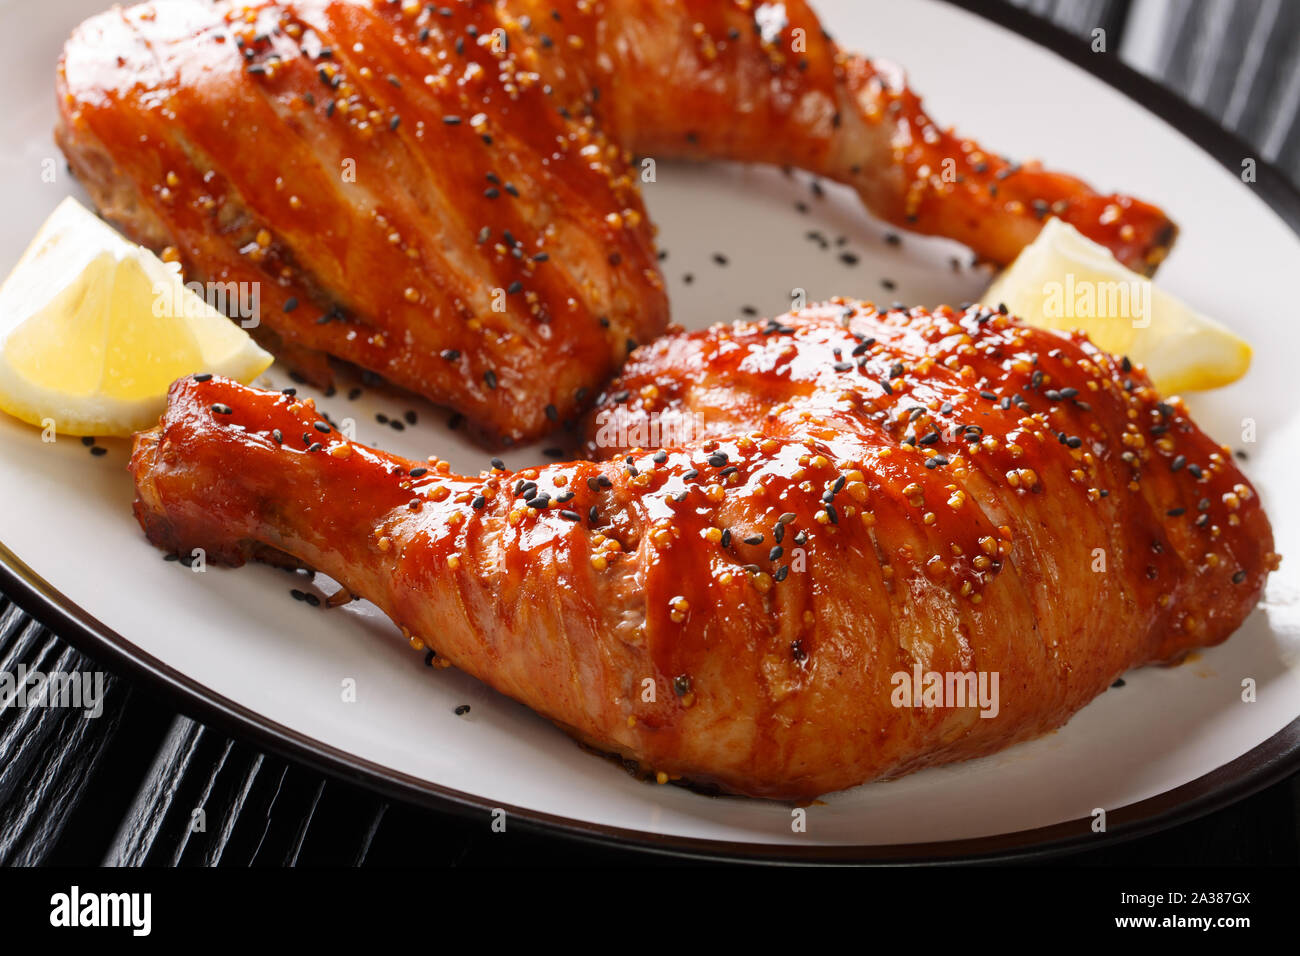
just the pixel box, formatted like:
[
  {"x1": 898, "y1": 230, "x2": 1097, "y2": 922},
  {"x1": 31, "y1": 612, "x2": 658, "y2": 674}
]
[
  {"x1": 130, "y1": 302, "x2": 1272, "y2": 799},
  {"x1": 60, "y1": 0, "x2": 1175, "y2": 443}
]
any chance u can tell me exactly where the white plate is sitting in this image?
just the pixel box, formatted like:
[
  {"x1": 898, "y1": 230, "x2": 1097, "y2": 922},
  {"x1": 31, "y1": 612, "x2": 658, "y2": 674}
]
[{"x1": 2, "y1": 0, "x2": 1299, "y2": 860}]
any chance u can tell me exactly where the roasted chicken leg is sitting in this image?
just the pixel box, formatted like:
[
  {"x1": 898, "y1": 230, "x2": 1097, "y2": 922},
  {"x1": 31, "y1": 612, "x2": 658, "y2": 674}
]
[
  {"x1": 60, "y1": 0, "x2": 1176, "y2": 443},
  {"x1": 130, "y1": 303, "x2": 1274, "y2": 799}
]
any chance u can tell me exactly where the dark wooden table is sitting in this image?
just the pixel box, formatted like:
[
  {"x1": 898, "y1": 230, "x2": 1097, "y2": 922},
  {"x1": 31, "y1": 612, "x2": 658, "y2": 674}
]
[{"x1": 3, "y1": 0, "x2": 1298, "y2": 866}]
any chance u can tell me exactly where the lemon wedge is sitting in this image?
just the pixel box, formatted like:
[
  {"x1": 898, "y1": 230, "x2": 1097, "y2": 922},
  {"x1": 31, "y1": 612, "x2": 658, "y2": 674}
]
[
  {"x1": 0, "y1": 197, "x2": 272, "y2": 436},
  {"x1": 984, "y1": 217, "x2": 1250, "y2": 394}
]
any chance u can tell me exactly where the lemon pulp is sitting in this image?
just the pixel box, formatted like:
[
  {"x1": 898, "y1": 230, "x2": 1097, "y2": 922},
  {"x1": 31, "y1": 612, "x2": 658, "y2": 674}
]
[
  {"x1": 984, "y1": 217, "x2": 1250, "y2": 394},
  {"x1": 0, "y1": 197, "x2": 272, "y2": 436}
]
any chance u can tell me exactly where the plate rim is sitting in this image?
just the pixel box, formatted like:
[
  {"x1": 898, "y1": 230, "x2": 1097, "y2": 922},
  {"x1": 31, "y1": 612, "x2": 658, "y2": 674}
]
[{"x1": 3, "y1": 0, "x2": 1299, "y2": 864}]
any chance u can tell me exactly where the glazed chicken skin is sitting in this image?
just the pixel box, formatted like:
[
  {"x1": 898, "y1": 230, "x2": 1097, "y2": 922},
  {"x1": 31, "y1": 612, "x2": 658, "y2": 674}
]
[
  {"x1": 60, "y1": 0, "x2": 1176, "y2": 443},
  {"x1": 130, "y1": 303, "x2": 1275, "y2": 799}
]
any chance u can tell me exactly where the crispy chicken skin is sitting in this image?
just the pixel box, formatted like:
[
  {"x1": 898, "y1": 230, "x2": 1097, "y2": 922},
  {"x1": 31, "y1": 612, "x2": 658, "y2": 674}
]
[
  {"x1": 130, "y1": 303, "x2": 1274, "y2": 799},
  {"x1": 60, "y1": 0, "x2": 1176, "y2": 443}
]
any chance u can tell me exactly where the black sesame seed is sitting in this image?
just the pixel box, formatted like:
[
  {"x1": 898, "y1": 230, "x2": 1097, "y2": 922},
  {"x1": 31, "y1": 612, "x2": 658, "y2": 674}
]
[{"x1": 211, "y1": 403, "x2": 233, "y2": 415}]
